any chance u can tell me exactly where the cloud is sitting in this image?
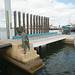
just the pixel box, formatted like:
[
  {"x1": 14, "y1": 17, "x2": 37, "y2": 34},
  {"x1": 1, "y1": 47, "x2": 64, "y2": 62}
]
[
  {"x1": 11, "y1": 0, "x2": 75, "y2": 16},
  {"x1": 0, "y1": 0, "x2": 4, "y2": 9},
  {"x1": 0, "y1": 0, "x2": 75, "y2": 27}
]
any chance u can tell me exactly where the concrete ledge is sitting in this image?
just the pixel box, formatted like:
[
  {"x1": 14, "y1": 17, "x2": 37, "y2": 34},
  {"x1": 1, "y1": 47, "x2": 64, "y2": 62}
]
[
  {"x1": 2, "y1": 54, "x2": 45, "y2": 73},
  {"x1": 1, "y1": 39, "x2": 44, "y2": 73},
  {"x1": 0, "y1": 42, "x2": 11, "y2": 49},
  {"x1": 12, "y1": 32, "x2": 57, "y2": 39},
  {"x1": 61, "y1": 35, "x2": 75, "y2": 44},
  {"x1": 62, "y1": 39, "x2": 74, "y2": 44}
]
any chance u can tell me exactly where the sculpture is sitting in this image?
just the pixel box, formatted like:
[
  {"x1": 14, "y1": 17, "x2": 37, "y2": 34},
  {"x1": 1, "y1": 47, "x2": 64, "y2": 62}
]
[{"x1": 16, "y1": 27, "x2": 30, "y2": 54}]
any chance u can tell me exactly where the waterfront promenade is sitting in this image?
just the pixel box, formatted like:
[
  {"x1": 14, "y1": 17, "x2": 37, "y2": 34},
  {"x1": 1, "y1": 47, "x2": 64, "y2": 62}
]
[
  {"x1": 29, "y1": 34, "x2": 66, "y2": 47},
  {"x1": 0, "y1": 34, "x2": 66, "y2": 48}
]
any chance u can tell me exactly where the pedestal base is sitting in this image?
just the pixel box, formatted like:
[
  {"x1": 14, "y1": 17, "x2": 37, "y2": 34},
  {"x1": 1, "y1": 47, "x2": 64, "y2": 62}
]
[{"x1": 1, "y1": 39, "x2": 45, "y2": 73}]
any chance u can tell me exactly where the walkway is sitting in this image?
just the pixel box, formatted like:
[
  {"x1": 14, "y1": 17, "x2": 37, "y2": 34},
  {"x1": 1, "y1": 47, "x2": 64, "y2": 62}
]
[
  {"x1": 29, "y1": 34, "x2": 66, "y2": 47},
  {"x1": 0, "y1": 42, "x2": 11, "y2": 49},
  {"x1": 0, "y1": 34, "x2": 66, "y2": 48}
]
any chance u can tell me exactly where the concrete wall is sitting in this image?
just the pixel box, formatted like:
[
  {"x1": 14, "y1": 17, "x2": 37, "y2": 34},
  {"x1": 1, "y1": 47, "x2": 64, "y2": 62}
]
[{"x1": 62, "y1": 35, "x2": 75, "y2": 44}]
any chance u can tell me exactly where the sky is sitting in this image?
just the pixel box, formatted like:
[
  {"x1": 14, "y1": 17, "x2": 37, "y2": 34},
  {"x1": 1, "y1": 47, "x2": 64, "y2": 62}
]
[
  {"x1": 57, "y1": 0, "x2": 75, "y2": 5},
  {"x1": 0, "y1": 0, "x2": 75, "y2": 27}
]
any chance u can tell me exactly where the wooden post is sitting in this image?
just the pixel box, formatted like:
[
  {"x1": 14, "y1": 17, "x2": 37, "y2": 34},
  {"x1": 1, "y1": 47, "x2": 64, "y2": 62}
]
[
  {"x1": 27, "y1": 13, "x2": 29, "y2": 34},
  {"x1": 46, "y1": 17, "x2": 48, "y2": 33},
  {"x1": 47, "y1": 17, "x2": 49, "y2": 33},
  {"x1": 33, "y1": 15, "x2": 35, "y2": 34},
  {"x1": 48, "y1": 17, "x2": 49, "y2": 33},
  {"x1": 46, "y1": 18, "x2": 48, "y2": 33},
  {"x1": 42, "y1": 16, "x2": 44, "y2": 33},
  {"x1": 18, "y1": 12, "x2": 21, "y2": 27},
  {"x1": 41, "y1": 16, "x2": 43, "y2": 33},
  {"x1": 30, "y1": 14, "x2": 32, "y2": 34},
  {"x1": 14, "y1": 11, "x2": 17, "y2": 36},
  {"x1": 44, "y1": 17, "x2": 45, "y2": 33},
  {"x1": 45, "y1": 17, "x2": 46, "y2": 33},
  {"x1": 36, "y1": 15, "x2": 38, "y2": 34},
  {"x1": 39, "y1": 16, "x2": 40, "y2": 33},
  {"x1": 46, "y1": 17, "x2": 47, "y2": 33},
  {"x1": 23, "y1": 13, "x2": 25, "y2": 32},
  {"x1": 44, "y1": 17, "x2": 46, "y2": 33}
]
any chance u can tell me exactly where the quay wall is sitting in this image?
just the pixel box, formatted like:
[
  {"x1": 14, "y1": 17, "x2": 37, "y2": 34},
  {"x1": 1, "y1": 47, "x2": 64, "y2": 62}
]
[
  {"x1": 0, "y1": 39, "x2": 44, "y2": 73},
  {"x1": 62, "y1": 35, "x2": 75, "y2": 44}
]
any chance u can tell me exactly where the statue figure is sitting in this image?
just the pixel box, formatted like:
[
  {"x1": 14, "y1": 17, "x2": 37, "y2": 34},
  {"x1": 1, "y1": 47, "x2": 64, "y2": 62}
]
[{"x1": 16, "y1": 27, "x2": 30, "y2": 54}]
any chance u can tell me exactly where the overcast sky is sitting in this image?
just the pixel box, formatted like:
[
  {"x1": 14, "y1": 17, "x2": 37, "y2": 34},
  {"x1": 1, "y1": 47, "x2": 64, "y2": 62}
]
[{"x1": 0, "y1": 0, "x2": 75, "y2": 27}]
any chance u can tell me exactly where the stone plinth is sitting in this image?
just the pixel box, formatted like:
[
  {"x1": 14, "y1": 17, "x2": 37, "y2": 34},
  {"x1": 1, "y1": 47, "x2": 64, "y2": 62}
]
[{"x1": 1, "y1": 39, "x2": 44, "y2": 73}]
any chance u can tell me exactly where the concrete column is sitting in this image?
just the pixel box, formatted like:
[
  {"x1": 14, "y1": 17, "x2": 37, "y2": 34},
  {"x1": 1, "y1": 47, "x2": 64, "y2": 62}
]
[{"x1": 4, "y1": 0, "x2": 12, "y2": 29}]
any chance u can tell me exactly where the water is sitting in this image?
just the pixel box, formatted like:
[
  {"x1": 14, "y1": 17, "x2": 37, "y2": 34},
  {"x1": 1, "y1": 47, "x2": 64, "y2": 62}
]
[{"x1": 0, "y1": 42, "x2": 75, "y2": 75}]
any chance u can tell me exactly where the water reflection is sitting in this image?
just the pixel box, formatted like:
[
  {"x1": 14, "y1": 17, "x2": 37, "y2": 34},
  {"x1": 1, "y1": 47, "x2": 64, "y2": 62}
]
[
  {"x1": 0, "y1": 42, "x2": 75, "y2": 75},
  {"x1": 74, "y1": 40, "x2": 75, "y2": 47}
]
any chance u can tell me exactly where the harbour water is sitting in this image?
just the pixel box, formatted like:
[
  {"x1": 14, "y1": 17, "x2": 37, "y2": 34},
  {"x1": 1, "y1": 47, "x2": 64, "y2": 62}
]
[{"x1": 0, "y1": 42, "x2": 75, "y2": 75}]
